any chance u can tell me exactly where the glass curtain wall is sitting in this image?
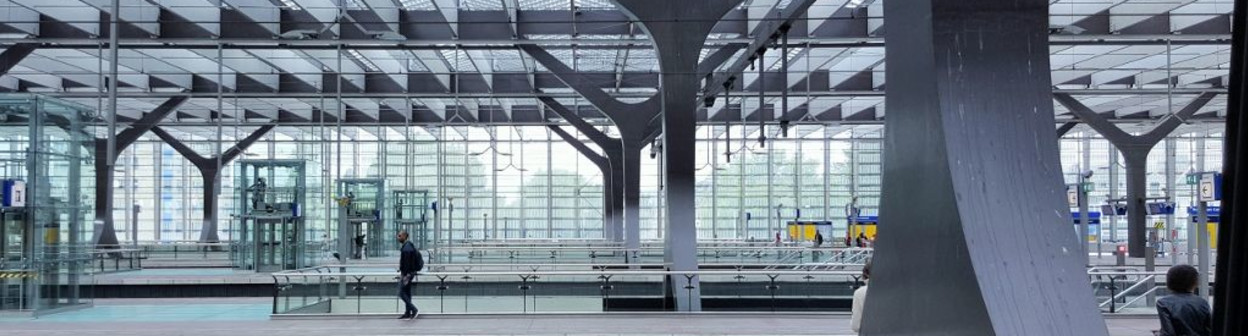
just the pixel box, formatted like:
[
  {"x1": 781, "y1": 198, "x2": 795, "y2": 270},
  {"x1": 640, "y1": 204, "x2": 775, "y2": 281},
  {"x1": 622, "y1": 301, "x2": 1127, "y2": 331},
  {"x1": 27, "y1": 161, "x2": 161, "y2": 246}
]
[{"x1": 109, "y1": 124, "x2": 1222, "y2": 247}]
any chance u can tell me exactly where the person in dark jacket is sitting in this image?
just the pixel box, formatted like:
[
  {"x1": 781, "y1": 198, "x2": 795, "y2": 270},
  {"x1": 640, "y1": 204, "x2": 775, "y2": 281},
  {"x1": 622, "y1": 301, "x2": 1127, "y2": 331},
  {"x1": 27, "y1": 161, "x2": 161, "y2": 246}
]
[
  {"x1": 397, "y1": 230, "x2": 422, "y2": 319},
  {"x1": 1156, "y1": 264, "x2": 1211, "y2": 336}
]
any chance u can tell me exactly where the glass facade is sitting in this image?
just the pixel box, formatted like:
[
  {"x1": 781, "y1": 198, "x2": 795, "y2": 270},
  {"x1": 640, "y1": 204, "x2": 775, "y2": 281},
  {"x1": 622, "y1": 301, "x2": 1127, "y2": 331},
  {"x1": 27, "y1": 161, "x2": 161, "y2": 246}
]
[{"x1": 106, "y1": 123, "x2": 1222, "y2": 251}]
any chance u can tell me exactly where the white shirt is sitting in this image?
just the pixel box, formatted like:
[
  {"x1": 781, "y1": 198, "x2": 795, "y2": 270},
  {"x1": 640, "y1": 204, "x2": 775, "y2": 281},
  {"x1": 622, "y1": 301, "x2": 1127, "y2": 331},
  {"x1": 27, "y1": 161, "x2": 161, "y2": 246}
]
[{"x1": 850, "y1": 284, "x2": 868, "y2": 333}]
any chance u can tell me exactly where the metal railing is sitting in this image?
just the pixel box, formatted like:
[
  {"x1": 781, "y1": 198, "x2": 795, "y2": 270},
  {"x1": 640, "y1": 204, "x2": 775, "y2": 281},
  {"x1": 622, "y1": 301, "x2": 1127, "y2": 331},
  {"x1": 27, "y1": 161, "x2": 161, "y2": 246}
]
[
  {"x1": 1086, "y1": 270, "x2": 1216, "y2": 314},
  {"x1": 270, "y1": 265, "x2": 864, "y2": 316},
  {"x1": 270, "y1": 266, "x2": 1209, "y2": 317},
  {"x1": 429, "y1": 246, "x2": 871, "y2": 266},
  {"x1": 87, "y1": 248, "x2": 143, "y2": 273}
]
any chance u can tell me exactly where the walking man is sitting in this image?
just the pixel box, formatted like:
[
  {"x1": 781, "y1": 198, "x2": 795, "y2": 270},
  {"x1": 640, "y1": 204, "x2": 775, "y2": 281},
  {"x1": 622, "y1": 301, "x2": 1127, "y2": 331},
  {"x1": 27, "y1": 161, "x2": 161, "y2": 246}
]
[{"x1": 397, "y1": 230, "x2": 423, "y2": 319}]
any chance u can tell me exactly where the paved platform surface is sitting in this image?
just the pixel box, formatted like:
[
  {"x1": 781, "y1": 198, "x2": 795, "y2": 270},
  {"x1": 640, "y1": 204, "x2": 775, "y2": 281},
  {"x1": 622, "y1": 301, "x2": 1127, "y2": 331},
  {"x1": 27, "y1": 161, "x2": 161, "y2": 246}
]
[{"x1": 0, "y1": 298, "x2": 1162, "y2": 335}]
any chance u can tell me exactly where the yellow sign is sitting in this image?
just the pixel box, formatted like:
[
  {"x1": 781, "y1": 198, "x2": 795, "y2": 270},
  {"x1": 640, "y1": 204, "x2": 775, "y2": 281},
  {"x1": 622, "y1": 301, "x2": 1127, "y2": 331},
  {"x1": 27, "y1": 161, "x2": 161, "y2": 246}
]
[
  {"x1": 786, "y1": 224, "x2": 819, "y2": 241},
  {"x1": 1208, "y1": 223, "x2": 1219, "y2": 247}
]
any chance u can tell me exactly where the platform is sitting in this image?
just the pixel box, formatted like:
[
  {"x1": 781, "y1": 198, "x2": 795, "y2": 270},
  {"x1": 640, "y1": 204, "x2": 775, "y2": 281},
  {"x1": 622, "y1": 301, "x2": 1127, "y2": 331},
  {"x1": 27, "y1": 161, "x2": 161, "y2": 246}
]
[{"x1": 0, "y1": 298, "x2": 1161, "y2": 336}]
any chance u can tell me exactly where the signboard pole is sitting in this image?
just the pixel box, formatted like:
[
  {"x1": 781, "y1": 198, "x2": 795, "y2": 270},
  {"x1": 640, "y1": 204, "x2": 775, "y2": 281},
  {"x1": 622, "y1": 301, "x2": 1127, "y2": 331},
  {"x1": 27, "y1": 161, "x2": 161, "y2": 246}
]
[
  {"x1": 1197, "y1": 200, "x2": 1211, "y2": 298},
  {"x1": 1078, "y1": 182, "x2": 1090, "y2": 265}
]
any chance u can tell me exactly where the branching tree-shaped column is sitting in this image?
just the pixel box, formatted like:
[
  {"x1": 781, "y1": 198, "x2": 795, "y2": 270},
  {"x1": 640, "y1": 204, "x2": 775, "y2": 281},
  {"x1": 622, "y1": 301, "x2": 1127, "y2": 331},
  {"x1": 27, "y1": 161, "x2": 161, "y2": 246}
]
[
  {"x1": 149, "y1": 124, "x2": 276, "y2": 244},
  {"x1": 609, "y1": 0, "x2": 742, "y2": 312},
  {"x1": 93, "y1": 96, "x2": 190, "y2": 248},
  {"x1": 1054, "y1": 92, "x2": 1217, "y2": 257},
  {"x1": 523, "y1": 45, "x2": 740, "y2": 252},
  {"x1": 545, "y1": 124, "x2": 616, "y2": 240}
]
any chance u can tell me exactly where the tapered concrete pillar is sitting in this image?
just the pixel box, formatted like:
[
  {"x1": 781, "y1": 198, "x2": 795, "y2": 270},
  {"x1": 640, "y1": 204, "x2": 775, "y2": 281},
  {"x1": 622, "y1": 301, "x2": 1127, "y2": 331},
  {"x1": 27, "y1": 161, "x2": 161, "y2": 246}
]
[
  {"x1": 1214, "y1": 0, "x2": 1246, "y2": 332},
  {"x1": 861, "y1": 1, "x2": 1108, "y2": 335},
  {"x1": 1054, "y1": 93, "x2": 1216, "y2": 257},
  {"x1": 612, "y1": 0, "x2": 742, "y2": 312},
  {"x1": 92, "y1": 96, "x2": 190, "y2": 248},
  {"x1": 150, "y1": 124, "x2": 276, "y2": 243}
]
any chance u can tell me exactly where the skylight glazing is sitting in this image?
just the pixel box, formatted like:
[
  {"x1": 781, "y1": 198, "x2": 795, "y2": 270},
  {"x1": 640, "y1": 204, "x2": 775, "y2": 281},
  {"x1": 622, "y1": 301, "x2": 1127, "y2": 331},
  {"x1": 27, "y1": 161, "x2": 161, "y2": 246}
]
[
  {"x1": 519, "y1": 0, "x2": 614, "y2": 10},
  {"x1": 462, "y1": 0, "x2": 505, "y2": 11},
  {"x1": 439, "y1": 49, "x2": 478, "y2": 72},
  {"x1": 400, "y1": 0, "x2": 436, "y2": 10},
  {"x1": 490, "y1": 50, "x2": 529, "y2": 72}
]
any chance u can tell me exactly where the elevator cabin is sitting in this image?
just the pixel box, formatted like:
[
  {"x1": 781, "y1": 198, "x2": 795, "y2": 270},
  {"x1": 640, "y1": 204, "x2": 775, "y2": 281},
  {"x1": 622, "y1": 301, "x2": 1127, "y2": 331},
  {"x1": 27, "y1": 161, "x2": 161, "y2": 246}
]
[
  {"x1": 336, "y1": 179, "x2": 385, "y2": 259},
  {"x1": 232, "y1": 160, "x2": 306, "y2": 272},
  {"x1": 391, "y1": 190, "x2": 430, "y2": 249}
]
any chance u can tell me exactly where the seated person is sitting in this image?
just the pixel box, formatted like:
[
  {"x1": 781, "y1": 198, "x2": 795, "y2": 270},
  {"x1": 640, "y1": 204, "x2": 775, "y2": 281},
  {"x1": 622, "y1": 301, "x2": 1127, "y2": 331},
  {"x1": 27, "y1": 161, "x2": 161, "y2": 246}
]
[{"x1": 1155, "y1": 264, "x2": 1211, "y2": 336}]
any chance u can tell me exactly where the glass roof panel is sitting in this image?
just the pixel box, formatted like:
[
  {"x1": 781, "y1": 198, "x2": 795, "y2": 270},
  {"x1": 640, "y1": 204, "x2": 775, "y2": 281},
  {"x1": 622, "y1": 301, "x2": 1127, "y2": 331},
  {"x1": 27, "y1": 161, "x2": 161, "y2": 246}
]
[
  {"x1": 519, "y1": 0, "x2": 615, "y2": 10},
  {"x1": 575, "y1": 48, "x2": 617, "y2": 72},
  {"x1": 400, "y1": 0, "x2": 436, "y2": 10},
  {"x1": 439, "y1": 49, "x2": 478, "y2": 72},
  {"x1": 462, "y1": 0, "x2": 505, "y2": 10},
  {"x1": 490, "y1": 50, "x2": 528, "y2": 72}
]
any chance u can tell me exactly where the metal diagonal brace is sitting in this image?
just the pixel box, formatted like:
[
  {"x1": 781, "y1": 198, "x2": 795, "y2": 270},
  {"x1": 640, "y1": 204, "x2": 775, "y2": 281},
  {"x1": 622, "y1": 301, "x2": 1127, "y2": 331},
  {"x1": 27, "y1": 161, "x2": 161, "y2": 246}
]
[
  {"x1": 1056, "y1": 122, "x2": 1079, "y2": 137},
  {"x1": 0, "y1": 43, "x2": 37, "y2": 76}
]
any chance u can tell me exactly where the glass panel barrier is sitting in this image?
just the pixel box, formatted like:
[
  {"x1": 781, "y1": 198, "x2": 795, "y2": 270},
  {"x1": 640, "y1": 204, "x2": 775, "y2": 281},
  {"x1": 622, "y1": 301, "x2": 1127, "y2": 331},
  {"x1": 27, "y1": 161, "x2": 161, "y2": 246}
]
[
  {"x1": 272, "y1": 266, "x2": 864, "y2": 315},
  {"x1": 272, "y1": 267, "x2": 1199, "y2": 316}
]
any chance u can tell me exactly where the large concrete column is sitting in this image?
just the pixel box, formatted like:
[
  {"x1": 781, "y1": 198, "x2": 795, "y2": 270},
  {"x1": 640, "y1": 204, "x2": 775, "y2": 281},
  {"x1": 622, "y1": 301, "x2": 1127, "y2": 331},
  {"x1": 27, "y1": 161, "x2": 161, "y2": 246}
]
[
  {"x1": 92, "y1": 96, "x2": 190, "y2": 248},
  {"x1": 612, "y1": 0, "x2": 742, "y2": 312},
  {"x1": 150, "y1": 124, "x2": 276, "y2": 243},
  {"x1": 860, "y1": 1, "x2": 1108, "y2": 335},
  {"x1": 1213, "y1": 0, "x2": 1245, "y2": 333},
  {"x1": 1054, "y1": 92, "x2": 1217, "y2": 257}
]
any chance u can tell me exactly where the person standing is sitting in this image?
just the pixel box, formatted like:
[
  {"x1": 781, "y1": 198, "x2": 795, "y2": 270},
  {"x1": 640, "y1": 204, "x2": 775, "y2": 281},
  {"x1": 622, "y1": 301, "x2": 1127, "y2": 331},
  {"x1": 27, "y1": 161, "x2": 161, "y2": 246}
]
[
  {"x1": 1155, "y1": 264, "x2": 1211, "y2": 336},
  {"x1": 248, "y1": 177, "x2": 267, "y2": 211},
  {"x1": 397, "y1": 230, "x2": 423, "y2": 319}
]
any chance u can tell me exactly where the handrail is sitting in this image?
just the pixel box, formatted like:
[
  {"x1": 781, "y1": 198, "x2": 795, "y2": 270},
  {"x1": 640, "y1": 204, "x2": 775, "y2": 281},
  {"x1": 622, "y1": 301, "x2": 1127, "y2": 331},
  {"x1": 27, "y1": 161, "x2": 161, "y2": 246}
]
[
  {"x1": 273, "y1": 267, "x2": 864, "y2": 277},
  {"x1": 275, "y1": 267, "x2": 1196, "y2": 280},
  {"x1": 434, "y1": 246, "x2": 862, "y2": 251},
  {"x1": 359, "y1": 262, "x2": 869, "y2": 271},
  {"x1": 765, "y1": 250, "x2": 805, "y2": 270},
  {"x1": 1098, "y1": 275, "x2": 1155, "y2": 308},
  {"x1": 1118, "y1": 286, "x2": 1163, "y2": 310}
]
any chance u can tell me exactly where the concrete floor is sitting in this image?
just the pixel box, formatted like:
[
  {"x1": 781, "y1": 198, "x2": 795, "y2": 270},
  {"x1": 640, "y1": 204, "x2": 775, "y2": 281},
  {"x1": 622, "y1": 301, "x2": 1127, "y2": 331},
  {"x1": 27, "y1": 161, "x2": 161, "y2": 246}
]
[{"x1": 0, "y1": 298, "x2": 1162, "y2": 335}]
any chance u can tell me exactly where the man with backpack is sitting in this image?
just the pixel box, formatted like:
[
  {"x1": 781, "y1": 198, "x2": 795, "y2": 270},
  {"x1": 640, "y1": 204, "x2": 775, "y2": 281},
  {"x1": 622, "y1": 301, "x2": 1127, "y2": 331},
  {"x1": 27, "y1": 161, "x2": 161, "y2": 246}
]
[{"x1": 397, "y1": 230, "x2": 423, "y2": 319}]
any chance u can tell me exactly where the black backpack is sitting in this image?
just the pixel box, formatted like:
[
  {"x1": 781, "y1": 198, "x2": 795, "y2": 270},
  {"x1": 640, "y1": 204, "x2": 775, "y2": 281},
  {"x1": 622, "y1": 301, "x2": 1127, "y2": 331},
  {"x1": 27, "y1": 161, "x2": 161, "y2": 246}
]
[{"x1": 414, "y1": 248, "x2": 425, "y2": 272}]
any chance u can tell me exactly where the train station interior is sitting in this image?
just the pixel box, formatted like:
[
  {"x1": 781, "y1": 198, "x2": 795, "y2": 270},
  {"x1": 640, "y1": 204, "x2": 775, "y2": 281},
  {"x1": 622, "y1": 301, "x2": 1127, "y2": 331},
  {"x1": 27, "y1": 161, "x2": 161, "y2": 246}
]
[{"x1": 0, "y1": 0, "x2": 1246, "y2": 335}]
